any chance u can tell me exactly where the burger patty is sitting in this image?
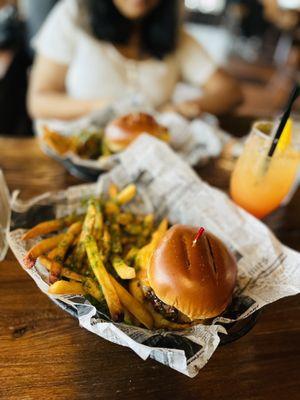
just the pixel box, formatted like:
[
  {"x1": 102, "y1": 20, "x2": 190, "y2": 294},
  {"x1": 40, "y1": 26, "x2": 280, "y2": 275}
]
[{"x1": 144, "y1": 288, "x2": 179, "y2": 322}]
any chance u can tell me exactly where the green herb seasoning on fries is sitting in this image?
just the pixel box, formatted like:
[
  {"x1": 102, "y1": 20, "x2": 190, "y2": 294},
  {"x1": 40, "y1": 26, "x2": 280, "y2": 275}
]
[{"x1": 22, "y1": 184, "x2": 166, "y2": 329}]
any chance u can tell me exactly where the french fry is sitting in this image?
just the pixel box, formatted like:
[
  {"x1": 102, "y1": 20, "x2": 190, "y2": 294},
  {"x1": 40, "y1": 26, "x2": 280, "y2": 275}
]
[
  {"x1": 117, "y1": 213, "x2": 133, "y2": 226},
  {"x1": 112, "y1": 257, "x2": 136, "y2": 280},
  {"x1": 48, "y1": 280, "x2": 85, "y2": 295},
  {"x1": 116, "y1": 184, "x2": 136, "y2": 205},
  {"x1": 73, "y1": 200, "x2": 96, "y2": 264},
  {"x1": 145, "y1": 303, "x2": 191, "y2": 330},
  {"x1": 125, "y1": 247, "x2": 139, "y2": 263},
  {"x1": 143, "y1": 214, "x2": 154, "y2": 230},
  {"x1": 109, "y1": 222, "x2": 122, "y2": 254},
  {"x1": 47, "y1": 221, "x2": 82, "y2": 282},
  {"x1": 93, "y1": 202, "x2": 103, "y2": 241},
  {"x1": 22, "y1": 214, "x2": 81, "y2": 241},
  {"x1": 43, "y1": 127, "x2": 72, "y2": 155},
  {"x1": 128, "y1": 280, "x2": 190, "y2": 330},
  {"x1": 121, "y1": 236, "x2": 138, "y2": 246},
  {"x1": 124, "y1": 224, "x2": 143, "y2": 236},
  {"x1": 85, "y1": 236, "x2": 122, "y2": 321},
  {"x1": 108, "y1": 183, "x2": 119, "y2": 199},
  {"x1": 24, "y1": 233, "x2": 65, "y2": 268},
  {"x1": 143, "y1": 214, "x2": 154, "y2": 239},
  {"x1": 123, "y1": 308, "x2": 136, "y2": 326},
  {"x1": 102, "y1": 138, "x2": 112, "y2": 157},
  {"x1": 105, "y1": 201, "x2": 119, "y2": 216},
  {"x1": 82, "y1": 278, "x2": 103, "y2": 302},
  {"x1": 109, "y1": 274, "x2": 153, "y2": 329},
  {"x1": 48, "y1": 221, "x2": 82, "y2": 262},
  {"x1": 41, "y1": 256, "x2": 103, "y2": 302},
  {"x1": 38, "y1": 256, "x2": 83, "y2": 282},
  {"x1": 128, "y1": 279, "x2": 145, "y2": 303},
  {"x1": 101, "y1": 226, "x2": 111, "y2": 261},
  {"x1": 135, "y1": 218, "x2": 168, "y2": 272}
]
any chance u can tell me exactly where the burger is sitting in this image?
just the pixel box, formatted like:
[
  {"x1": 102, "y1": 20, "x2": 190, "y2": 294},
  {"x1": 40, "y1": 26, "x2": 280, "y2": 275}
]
[
  {"x1": 104, "y1": 112, "x2": 169, "y2": 153},
  {"x1": 134, "y1": 224, "x2": 237, "y2": 329}
]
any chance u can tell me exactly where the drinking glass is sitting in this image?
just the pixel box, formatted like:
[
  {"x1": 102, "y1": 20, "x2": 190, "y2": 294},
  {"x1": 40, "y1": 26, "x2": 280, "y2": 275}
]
[{"x1": 230, "y1": 120, "x2": 300, "y2": 218}]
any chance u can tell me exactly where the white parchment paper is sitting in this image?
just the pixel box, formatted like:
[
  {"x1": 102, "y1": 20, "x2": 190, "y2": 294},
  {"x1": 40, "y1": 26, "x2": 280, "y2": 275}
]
[
  {"x1": 8, "y1": 135, "x2": 300, "y2": 377},
  {"x1": 35, "y1": 103, "x2": 229, "y2": 172}
]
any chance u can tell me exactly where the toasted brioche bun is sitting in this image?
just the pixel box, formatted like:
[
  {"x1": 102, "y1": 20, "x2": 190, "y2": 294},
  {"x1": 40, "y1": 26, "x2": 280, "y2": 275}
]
[
  {"x1": 104, "y1": 112, "x2": 169, "y2": 152},
  {"x1": 148, "y1": 225, "x2": 237, "y2": 320}
]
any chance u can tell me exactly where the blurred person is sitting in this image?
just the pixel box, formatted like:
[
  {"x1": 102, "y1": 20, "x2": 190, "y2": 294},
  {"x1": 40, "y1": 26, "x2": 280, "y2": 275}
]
[
  {"x1": 28, "y1": 0, "x2": 243, "y2": 121},
  {"x1": 0, "y1": 3, "x2": 31, "y2": 134}
]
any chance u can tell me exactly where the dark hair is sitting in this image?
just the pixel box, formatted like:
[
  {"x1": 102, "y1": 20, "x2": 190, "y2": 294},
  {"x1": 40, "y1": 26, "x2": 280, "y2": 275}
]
[{"x1": 84, "y1": 0, "x2": 180, "y2": 59}]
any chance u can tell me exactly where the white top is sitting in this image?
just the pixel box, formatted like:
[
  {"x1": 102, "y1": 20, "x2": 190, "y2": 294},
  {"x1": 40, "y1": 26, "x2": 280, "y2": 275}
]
[{"x1": 33, "y1": 0, "x2": 218, "y2": 107}]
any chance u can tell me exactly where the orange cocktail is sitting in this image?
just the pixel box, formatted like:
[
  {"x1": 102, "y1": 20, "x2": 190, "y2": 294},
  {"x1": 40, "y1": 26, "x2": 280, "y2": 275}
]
[{"x1": 230, "y1": 121, "x2": 299, "y2": 219}]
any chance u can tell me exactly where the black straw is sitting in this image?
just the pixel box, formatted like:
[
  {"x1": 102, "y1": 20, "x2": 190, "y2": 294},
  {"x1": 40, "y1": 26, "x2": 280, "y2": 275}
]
[{"x1": 268, "y1": 84, "x2": 300, "y2": 157}]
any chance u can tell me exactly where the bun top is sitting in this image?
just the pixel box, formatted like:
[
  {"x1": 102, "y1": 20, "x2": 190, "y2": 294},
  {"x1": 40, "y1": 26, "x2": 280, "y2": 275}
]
[
  {"x1": 104, "y1": 113, "x2": 169, "y2": 152},
  {"x1": 148, "y1": 225, "x2": 237, "y2": 320}
]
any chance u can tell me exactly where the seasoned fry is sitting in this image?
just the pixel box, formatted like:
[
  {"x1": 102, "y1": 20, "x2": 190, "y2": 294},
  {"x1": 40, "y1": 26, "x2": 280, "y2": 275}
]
[
  {"x1": 43, "y1": 126, "x2": 104, "y2": 159},
  {"x1": 108, "y1": 183, "x2": 119, "y2": 199},
  {"x1": 116, "y1": 184, "x2": 136, "y2": 205},
  {"x1": 129, "y1": 279, "x2": 145, "y2": 303},
  {"x1": 47, "y1": 221, "x2": 82, "y2": 282},
  {"x1": 41, "y1": 255, "x2": 103, "y2": 302},
  {"x1": 102, "y1": 138, "x2": 112, "y2": 157},
  {"x1": 109, "y1": 274, "x2": 153, "y2": 329},
  {"x1": 121, "y1": 236, "x2": 139, "y2": 246},
  {"x1": 143, "y1": 214, "x2": 154, "y2": 237},
  {"x1": 143, "y1": 214, "x2": 154, "y2": 229},
  {"x1": 129, "y1": 280, "x2": 190, "y2": 330},
  {"x1": 105, "y1": 201, "x2": 119, "y2": 215},
  {"x1": 112, "y1": 257, "x2": 136, "y2": 280},
  {"x1": 101, "y1": 226, "x2": 111, "y2": 261},
  {"x1": 22, "y1": 214, "x2": 80, "y2": 241},
  {"x1": 117, "y1": 212, "x2": 133, "y2": 226},
  {"x1": 93, "y1": 203, "x2": 103, "y2": 241},
  {"x1": 85, "y1": 236, "x2": 122, "y2": 321},
  {"x1": 124, "y1": 224, "x2": 143, "y2": 235},
  {"x1": 82, "y1": 278, "x2": 103, "y2": 302},
  {"x1": 48, "y1": 221, "x2": 82, "y2": 261},
  {"x1": 24, "y1": 233, "x2": 65, "y2": 268},
  {"x1": 135, "y1": 218, "x2": 168, "y2": 272},
  {"x1": 145, "y1": 303, "x2": 191, "y2": 330},
  {"x1": 72, "y1": 234, "x2": 80, "y2": 247},
  {"x1": 109, "y1": 222, "x2": 122, "y2": 254},
  {"x1": 48, "y1": 280, "x2": 85, "y2": 295},
  {"x1": 123, "y1": 308, "x2": 135, "y2": 326},
  {"x1": 125, "y1": 247, "x2": 139, "y2": 263},
  {"x1": 73, "y1": 200, "x2": 96, "y2": 264},
  {"x1": 38, "y1": 256, "x2": 83, "y2": 282},
  {"x1": 43, "y1": 127, "x2": 73, "y2": 155}
]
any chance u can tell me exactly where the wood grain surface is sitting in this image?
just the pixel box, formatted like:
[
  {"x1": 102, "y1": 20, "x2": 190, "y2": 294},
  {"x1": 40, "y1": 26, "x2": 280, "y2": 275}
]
[{"x1": 0, "y1": 136, "x2": 299, "y2": 400}]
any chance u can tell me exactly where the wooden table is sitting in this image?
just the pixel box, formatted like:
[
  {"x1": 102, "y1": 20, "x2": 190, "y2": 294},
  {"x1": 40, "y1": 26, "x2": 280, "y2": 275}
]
[{"x1": 0, "y1": 137, "x2": 299, "y2": 400}]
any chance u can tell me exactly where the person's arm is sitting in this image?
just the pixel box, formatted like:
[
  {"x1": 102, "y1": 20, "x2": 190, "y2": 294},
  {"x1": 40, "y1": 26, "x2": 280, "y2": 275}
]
[
  {"x1": 27, "y1": 55, "x2": 111, "y2": 120},
  {"x1": 175, "y1": 69, "x2": 244, "y2": 119},
  {"x1": 172, "y1": 31, "x2": 243, "y2": 118}
]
